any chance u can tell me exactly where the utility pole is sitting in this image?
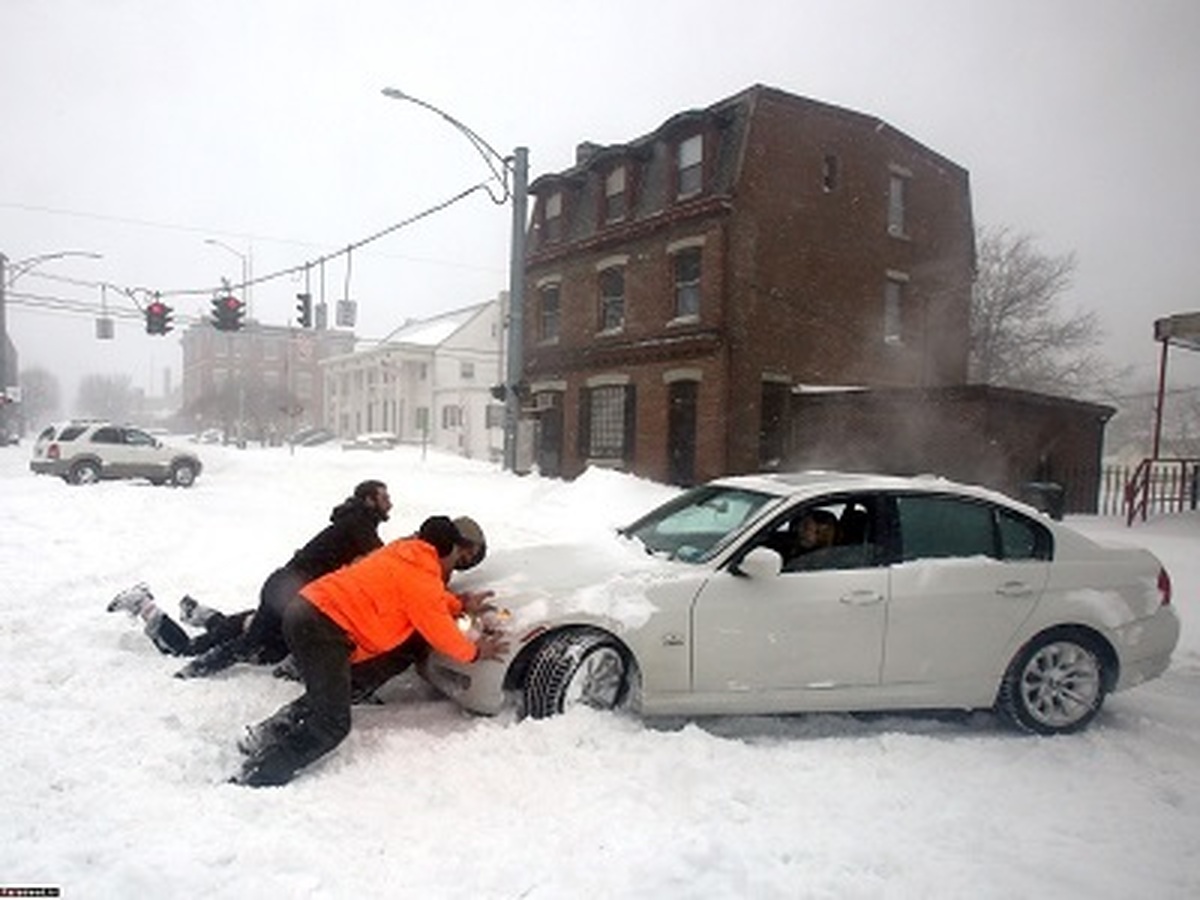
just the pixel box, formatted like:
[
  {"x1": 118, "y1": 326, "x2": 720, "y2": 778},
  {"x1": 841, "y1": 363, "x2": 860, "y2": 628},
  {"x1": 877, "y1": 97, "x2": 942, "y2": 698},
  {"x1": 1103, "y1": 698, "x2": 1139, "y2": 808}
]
[
  {"x1": 502, "y1": 147, "x2": 529, "y2": 472},
  {"x1": 0, "y1": 253, "x2": 9, "y2": 403}
]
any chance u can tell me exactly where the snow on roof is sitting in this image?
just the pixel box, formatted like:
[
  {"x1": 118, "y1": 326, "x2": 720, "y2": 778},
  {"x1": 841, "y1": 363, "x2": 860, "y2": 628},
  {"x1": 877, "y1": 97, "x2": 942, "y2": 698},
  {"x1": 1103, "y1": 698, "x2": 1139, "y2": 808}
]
[{"x1": 381, "y1": 303, "x2": 486, "y2": 347}]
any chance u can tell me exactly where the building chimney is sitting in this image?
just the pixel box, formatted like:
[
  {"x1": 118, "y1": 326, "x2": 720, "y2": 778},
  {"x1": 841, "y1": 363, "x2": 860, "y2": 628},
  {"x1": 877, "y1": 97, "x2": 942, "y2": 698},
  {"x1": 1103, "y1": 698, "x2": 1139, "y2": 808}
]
[{"x1": 576, "y1": 141, "x2": 603, "y2": 165}]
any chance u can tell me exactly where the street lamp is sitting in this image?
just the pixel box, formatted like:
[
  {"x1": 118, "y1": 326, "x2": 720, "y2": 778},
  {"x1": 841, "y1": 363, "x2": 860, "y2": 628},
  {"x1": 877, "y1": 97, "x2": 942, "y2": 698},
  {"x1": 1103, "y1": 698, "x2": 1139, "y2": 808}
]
[
  {"x1": 204, "y1": 238, "x2": 251, "y2": 447},
  {"x1": 0, "y1": 250, "x2": 104, "y2": 400},
  {"x1": 204, "y1": 238, "x2": 252, "y2": 315},
  {"x1": 380, "y1": 87, "x2": 529, "y2": 472}
]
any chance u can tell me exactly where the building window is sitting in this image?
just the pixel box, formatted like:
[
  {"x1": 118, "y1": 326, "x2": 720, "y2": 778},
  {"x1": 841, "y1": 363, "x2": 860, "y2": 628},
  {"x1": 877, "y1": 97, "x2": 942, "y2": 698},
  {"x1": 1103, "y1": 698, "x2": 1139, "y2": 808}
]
[
  {"x1": 544, "y1": 191, "x2": 564, "y2": 243},
  {"x1": 822, "y1": 154, "x2": 839, "y2": 192},
  {"x1": 441, "y1": 405, "x2": 463, "y2": 429},
  {"x1": 598, "y1": 266, "x2": 625, "y2": 332},
  {"x1": 884, "y1": 277, "x2": 905, "y2": 344},
  {"x1": 539, "y1": 283, "x2": 561, "y2": 341},
  {"x1": 587, "y1": 385, "x2": 628, "y2": 459},
  {"x1": 485, "y1": 404, "x2": 505, "y2": 429},
  {"x1": 677, "y1": 134, "x2": 703, "y2": 198},
  {"x1": 673, "y1": 247, "x2": 701, "y2": 319},
  {"x1": 888, "y1": 172, "x2": 907, "y2": 236},
  {"x1": 460, "y1": 360, "x2": 475, "y2": 380},
  {"x1": 604, "y1": 166, "x2": 627, "y2": 222}
]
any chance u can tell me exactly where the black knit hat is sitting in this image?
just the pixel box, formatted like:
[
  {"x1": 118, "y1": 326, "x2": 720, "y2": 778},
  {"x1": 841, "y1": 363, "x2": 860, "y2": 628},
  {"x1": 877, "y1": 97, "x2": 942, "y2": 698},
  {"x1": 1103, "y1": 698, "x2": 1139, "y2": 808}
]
[{"x1": 417, "y1": 515, "x2": 461, "y2": 557}]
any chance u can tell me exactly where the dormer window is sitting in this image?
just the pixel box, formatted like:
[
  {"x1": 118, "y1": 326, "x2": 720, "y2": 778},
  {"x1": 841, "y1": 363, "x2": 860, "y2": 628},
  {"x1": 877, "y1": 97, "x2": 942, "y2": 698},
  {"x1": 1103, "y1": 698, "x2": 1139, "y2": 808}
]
[
  {"x1": 604, "y1": 166, "x2": 627, "y2": 223},
  {"x1": 677, "y1": 134, "x2": 703, "y2": 198},
  {"x1": 544, "y1": 191, "x2": 564, "y2": 243}
]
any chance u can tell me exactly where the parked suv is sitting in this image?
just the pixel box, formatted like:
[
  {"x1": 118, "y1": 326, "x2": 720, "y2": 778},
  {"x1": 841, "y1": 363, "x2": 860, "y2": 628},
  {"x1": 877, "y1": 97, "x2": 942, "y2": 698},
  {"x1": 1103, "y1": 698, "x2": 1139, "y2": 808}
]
[{"x1": 30, "y1": 421, "x2": 203, "y2": 487}]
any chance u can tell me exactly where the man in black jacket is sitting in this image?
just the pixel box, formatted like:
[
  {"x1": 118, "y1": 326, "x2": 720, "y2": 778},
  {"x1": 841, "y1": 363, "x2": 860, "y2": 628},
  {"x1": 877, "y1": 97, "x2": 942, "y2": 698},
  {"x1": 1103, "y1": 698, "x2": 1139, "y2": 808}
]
[{"x1": 108, "y1": 479, "x2": 392, "y2": 676}]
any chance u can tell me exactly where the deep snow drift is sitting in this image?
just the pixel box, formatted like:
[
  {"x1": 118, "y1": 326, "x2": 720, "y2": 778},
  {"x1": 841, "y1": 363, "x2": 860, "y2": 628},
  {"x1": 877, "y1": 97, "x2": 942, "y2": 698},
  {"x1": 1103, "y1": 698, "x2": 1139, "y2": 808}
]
[{"x1": 1, "y1": 443, "x2": 1197, "y2": 899}]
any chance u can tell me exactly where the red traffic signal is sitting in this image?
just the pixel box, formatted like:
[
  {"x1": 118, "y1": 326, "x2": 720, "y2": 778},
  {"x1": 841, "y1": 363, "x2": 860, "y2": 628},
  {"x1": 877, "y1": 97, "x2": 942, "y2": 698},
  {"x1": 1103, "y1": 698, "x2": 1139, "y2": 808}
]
[
  {"x1": 211, "y1": 295, "x2": 245, "y2": 332},
  {"x1": 145, "y1": 300, "x2": 174, "y2": 335}
]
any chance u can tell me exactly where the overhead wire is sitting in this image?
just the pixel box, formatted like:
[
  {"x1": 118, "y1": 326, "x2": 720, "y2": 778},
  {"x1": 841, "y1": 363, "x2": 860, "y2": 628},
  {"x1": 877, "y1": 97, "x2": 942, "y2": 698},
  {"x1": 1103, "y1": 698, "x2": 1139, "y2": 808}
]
[{"x1": 9, "y1": 175, "x2": 506, "y2": 317}]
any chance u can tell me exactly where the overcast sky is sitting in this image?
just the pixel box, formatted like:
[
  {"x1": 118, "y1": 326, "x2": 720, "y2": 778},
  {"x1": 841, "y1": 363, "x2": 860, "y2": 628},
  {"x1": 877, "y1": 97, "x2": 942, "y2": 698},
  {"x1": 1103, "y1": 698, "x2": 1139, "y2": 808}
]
[{"x1": 3, "y1": 0, "x2": 1199, "y2": 409}]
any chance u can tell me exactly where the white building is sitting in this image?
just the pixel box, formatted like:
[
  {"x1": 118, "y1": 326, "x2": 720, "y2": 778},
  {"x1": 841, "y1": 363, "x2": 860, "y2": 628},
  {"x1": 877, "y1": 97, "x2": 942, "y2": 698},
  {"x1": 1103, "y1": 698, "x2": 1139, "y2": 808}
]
[{"x1": 321, "y1": 297, "x2": 505, "y2": 461}]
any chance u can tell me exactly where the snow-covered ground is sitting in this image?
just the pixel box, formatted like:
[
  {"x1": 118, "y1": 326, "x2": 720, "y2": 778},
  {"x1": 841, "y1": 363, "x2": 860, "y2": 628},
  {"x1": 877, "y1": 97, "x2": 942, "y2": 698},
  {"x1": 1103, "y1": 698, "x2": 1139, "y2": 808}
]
[{"x1": 1, "y1": 442, "x2": 1197, "y2": 899}]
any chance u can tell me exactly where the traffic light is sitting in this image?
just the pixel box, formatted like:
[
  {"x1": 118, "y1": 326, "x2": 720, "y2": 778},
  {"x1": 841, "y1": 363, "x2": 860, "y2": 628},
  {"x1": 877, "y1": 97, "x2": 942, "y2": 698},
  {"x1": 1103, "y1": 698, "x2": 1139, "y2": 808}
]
[
  {"x1": 145, "y1": 300, "x2": 174, "y2": 335},
  {"x1": 296, "y1": 293, "x2": 313, "y2": 328},
  {"x1": 211, "y1": 295, "x2": 245, "y2": 332}
]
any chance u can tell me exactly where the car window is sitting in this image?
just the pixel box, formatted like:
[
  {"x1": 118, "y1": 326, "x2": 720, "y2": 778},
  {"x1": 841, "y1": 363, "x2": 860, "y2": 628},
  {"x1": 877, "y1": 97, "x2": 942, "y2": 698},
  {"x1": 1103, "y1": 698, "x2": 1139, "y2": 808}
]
[
  {"x1": 58, "y1": 425, "x2": 88, "y2": 442},
  {"x1": 37, "y1": 426, "x2": 55, "y2": 441},
  {"x1": 896, "y1": 495, "x2": 995, "y2": 561},
  {"x1": 125, "y1": 428, "x2": 156, "y2": 446},
  {"x1": 758, "y1": 495, "x2": 882, "y2": 572},
  {"x1": 997, "y1": 508, "x2": 1053, "y2": 561},
  {"x1": 91, "y1": 426, "x2": 123, "y2": 444}
]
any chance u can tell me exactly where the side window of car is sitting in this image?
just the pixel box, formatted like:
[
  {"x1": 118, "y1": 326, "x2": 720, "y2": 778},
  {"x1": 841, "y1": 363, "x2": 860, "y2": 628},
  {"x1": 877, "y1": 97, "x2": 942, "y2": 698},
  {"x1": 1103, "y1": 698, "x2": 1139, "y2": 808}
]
[
  {"x1": 997, "y1": 509, "x2": 1053, "y2": 561},
  {"x1": 125, "y1": 429, "x2": 154, "y2": 446},
  {"x1": 896, "y1": 495, "x2": 995, "y2": 561},
  {"x1": 761, "y1": 495, "x2": 882, "y2": 572},
  {"x1": 91, "y1": 426, "x2": 122, "y2": 445}
]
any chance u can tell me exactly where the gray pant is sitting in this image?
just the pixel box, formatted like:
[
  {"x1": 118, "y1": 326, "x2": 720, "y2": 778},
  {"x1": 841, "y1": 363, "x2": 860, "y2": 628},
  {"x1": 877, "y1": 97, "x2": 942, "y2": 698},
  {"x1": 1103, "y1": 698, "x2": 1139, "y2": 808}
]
[{"x1": 237, "y1": 597, "x2": 354, "y2": 786}]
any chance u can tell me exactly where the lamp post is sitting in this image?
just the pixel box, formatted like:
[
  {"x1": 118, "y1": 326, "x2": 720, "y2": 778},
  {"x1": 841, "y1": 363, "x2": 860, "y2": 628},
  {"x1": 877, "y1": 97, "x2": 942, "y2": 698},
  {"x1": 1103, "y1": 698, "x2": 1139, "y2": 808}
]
[
  {"x1": 204, "y1": 238, "x2": 252, "y2": 314},
  {"x1": 380, "y1": 88, "x2": 528, "y2": 472},
  {"x1": 0, "y1": 250, "x2": 104, "y2": 402},
  {"x1": 204, "y1": 238, "x2": 250, "y2": 446}
]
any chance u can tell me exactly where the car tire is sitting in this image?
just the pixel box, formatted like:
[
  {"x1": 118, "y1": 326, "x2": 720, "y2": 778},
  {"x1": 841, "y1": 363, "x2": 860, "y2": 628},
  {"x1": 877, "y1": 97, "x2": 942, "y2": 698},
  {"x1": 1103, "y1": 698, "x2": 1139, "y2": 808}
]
[
  {"x1": 69, "y1": 460, "x2": 101, "y2": 485},
  {"x1": 170, "y1": 461, "x2": 198, "y2": 487},
  {"x1": 522, "y1": 628, "x2": 630, "y2": 720},
  {"x1": 998, "y1": 628, "x2": 1108, "y2": 735}
]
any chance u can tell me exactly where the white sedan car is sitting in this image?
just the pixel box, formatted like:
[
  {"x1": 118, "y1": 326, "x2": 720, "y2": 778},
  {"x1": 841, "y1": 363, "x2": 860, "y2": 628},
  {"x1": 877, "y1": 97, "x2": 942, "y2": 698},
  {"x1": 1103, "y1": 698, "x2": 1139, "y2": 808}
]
[{"x1": 428, "y1": 472, "x2": 1180, "y2": 734}]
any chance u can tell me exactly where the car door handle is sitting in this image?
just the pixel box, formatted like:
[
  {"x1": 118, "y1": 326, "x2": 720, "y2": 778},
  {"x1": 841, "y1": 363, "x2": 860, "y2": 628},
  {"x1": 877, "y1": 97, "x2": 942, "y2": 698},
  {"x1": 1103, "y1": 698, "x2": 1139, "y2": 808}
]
[
  {"x1": 996, "y1": 581, "x2": 1033, "y2": 598},
  {"x1": 839, "y1": 590, "x2": 884, "y2": 606}
]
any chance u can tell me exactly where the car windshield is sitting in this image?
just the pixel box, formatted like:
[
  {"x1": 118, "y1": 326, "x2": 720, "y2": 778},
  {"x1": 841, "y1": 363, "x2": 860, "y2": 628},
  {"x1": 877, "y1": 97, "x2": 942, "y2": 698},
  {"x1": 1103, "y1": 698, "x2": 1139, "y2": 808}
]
[{"x1": 621, "y1": 485, "x2": 780, "y2": 563}]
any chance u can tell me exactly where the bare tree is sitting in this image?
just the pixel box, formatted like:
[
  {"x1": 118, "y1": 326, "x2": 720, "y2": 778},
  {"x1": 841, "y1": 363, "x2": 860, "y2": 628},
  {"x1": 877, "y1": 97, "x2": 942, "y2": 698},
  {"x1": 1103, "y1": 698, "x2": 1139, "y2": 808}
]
[
  {"x1": 77, "y1": 373, "x2": 140, "y2": 421},
  {"x1": 970, "y1": 226, "x2": 1113, "y2": 397},
  {"x1": 18, "y1": 366, "x2": 61, "y2": 429}
]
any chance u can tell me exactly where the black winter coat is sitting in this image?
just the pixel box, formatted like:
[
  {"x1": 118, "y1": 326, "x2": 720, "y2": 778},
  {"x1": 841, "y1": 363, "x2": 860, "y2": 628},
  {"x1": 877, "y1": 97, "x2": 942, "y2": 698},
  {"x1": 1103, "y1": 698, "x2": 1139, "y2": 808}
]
[{"x1": 285, "y1": 498, "x2": 385, "y2": 580}]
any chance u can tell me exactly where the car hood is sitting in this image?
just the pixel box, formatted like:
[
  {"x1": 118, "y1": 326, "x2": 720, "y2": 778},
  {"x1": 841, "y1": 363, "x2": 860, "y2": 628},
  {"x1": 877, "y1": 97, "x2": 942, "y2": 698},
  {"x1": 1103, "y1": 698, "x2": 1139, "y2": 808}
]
[{"x1": 451, "y1": 533, "x2": 689, "y2": 633}]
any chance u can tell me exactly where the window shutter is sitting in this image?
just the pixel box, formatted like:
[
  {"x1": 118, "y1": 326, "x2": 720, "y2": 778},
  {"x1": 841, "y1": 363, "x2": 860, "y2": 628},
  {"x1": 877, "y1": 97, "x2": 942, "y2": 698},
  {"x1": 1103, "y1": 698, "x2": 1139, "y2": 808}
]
[
  {"x1": 623, "y1": 384, "x2": 637, "y2": 466},
  {"x1": 577, "y1": 388, "x2": 592, "y2": 459}
]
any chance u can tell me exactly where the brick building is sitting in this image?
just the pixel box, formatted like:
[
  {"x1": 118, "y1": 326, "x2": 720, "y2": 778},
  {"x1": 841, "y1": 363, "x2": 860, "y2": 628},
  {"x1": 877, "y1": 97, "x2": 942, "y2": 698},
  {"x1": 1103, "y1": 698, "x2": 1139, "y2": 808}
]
[
  {"x1": 180, "y1": 320, "x2": 355, "y2": 442},
  {"x1": 520, "y1": 84, "x2": 975, "y2": 484}
]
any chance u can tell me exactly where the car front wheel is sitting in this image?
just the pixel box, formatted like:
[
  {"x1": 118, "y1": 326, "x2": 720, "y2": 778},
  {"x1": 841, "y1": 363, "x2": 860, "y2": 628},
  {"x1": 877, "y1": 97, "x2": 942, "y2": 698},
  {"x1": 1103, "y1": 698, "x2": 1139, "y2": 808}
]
[
  {"x1": 999, "y1": 628, "x2": 1108, "y2": 734},
  {"x1": 522, "y1": 628, "x2": 630, "y2": 719},
  {"x1": 170, "y1": 461, "x2": 198, "y2": 487},
  {"x1": 69, "y1": 460, "x2": 101, "y2": 485}
]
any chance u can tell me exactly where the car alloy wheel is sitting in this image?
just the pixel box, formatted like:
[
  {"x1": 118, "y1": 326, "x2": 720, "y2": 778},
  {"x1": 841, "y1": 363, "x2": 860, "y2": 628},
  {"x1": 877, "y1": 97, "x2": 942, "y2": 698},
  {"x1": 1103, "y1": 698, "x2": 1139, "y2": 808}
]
[
  {"x1": 171, "y1": 462, "x2": 197, "y2": 487},
  {"x1": 522, "y1": 628, "x2": 630, "y2": 719},
  {"x1": 69, "y1": 460, "x2": 101, "y2": 485},
  {"x1": 1000, "y1": 629, "x2": 1106, "y2": 734}
]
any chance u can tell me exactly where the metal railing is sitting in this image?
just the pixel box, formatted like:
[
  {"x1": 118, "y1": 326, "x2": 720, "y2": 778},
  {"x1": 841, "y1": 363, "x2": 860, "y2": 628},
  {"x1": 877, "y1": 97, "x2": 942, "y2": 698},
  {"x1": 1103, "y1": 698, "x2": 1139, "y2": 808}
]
[{"x1": 1122, "y1": 457, "x2": 1200, "y2": 525}]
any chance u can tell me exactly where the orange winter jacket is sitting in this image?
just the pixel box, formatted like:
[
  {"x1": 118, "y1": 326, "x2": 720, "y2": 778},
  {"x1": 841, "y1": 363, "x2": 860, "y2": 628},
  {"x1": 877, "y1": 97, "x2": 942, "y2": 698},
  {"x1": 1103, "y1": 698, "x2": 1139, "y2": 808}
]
[{"x1": 299, "y1": 538, "x2": 476, "y2": 664}]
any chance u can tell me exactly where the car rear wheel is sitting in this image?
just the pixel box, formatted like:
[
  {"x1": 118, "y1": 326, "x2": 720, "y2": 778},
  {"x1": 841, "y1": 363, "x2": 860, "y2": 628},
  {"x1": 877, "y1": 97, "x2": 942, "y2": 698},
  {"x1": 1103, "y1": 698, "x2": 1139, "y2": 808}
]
[
  {"x1": 170, "y1": 461, "x2": 198, "y2": 487},
  {"x1": 69, "y1": 460, "x2": 101, "y2": 485},
  {"x1": 999, "y1": 628, "x2": 1107, "y2": 734},
  {"x1": 522, "y1": 628, "x2": 630, "y2": 719}
]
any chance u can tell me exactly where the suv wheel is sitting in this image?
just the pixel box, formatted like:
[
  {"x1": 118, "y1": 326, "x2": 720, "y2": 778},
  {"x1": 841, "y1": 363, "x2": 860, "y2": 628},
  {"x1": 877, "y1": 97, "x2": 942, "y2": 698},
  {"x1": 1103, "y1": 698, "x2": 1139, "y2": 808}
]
[
  {"x1": 69, "y1": 459, "x2": 101, "y2": 485},
  {"x1": 170, "y1": 461, "x2": 198, "y2": 487}
]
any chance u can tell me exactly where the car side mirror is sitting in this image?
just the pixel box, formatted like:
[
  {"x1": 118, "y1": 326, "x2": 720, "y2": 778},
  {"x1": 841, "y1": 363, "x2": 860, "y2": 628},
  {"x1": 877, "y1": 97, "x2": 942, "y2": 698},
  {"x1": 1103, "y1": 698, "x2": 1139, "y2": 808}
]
[{"x1": 733, "y1": 546, "x2": 782, "y2": 579}]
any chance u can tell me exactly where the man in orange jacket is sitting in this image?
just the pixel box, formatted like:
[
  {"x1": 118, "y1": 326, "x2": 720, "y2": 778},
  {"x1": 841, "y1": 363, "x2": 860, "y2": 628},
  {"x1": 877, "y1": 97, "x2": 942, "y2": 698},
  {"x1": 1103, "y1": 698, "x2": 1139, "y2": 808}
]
[{"x1": 232, "y1": 515, "x2": 508, "y2": 787}]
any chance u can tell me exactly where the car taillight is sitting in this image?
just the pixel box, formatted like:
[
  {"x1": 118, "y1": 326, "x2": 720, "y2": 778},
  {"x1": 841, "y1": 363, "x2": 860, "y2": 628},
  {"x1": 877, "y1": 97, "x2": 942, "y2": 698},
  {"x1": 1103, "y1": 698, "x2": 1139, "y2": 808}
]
[
  {"x1": 48, "y1": 443, "x2": 60, "y2": 460},
  {"x1": 1158, "y1": 568, "x2": 1172, "y2": 606}
]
